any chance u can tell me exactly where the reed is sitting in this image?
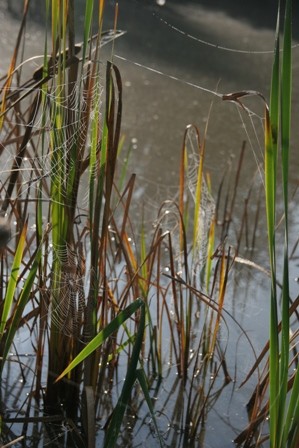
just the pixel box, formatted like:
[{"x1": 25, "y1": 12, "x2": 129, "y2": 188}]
[
  {"x1": 231, "y1": 1, "x2": 299, "y2": 446},
  {"x1": 0, "y1": 0, "x2": 155, "y2": 442},
  {"x1": 0, "y1": 0, "x2": 268, "y2": 446},
  {"x1": 267, "y1": 2, "x2": 299, "y2": 446}
]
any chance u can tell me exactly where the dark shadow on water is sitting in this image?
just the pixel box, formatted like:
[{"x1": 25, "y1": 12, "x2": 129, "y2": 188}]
[
  {"x1": 4, "y1": 0, "x2": 298, "y2": 93},
  {"x1": 155, "y1": 0, "x2": 299, "y2": 37},
  {"x1": 5, "y1": 0, "x2": 299, "y2": 37}
]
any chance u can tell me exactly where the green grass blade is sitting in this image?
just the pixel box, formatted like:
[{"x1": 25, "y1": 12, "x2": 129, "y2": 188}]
[
  {"x1": 281, "y1": 0, "x2": 292, "y2": 158},
  {"x1": 1, "y1": 245, "x2": 42, "y2": 367},
  {"x1": 0, "y1": 222, "x2": 27, "y2": 341},
  {"x1": 282, "y1": 367, "x2": 299, "y2": 447},
  {"x1": 56, "y1": 299, "x2": 144, "y2": 382},
  {"x1": 104, "y1": 301, "x2": 145, "y2": 448},
  {"x1": 278, "y1": 0, "x2": 292, "y2": 443},
  {"x1": 269, "y1": 1, "x2": 280, "y2": 187},
  {"x1": 88, "y1": 77, "x2": 101, "y2": 226},
  {"x1": 267, "y1": 2, "x2": 280, "y2": 444},
  {"x1": 136, "y1": 368, "x2": 164, "y2": 448},
  {"x1": 288, "y1": 393, "x2": 299, "y2": 448}
]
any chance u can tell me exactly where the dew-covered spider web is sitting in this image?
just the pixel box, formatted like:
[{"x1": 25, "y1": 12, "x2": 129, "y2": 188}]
[
  {"x1": 47, "y1": 242, "x2": 86, "y2": 337},
  {"x1": 1, "y1": 0, "x2": 297, "y2": 339},
  {"x1": 0, "y1": 63, "x2": 104, "y2": 211},
  {"x1": 108, "y1": 0, "x2": 281, "y2": 265},
  {"x1": 0, "y1": 40, "x2": 107, "y2": 337}
]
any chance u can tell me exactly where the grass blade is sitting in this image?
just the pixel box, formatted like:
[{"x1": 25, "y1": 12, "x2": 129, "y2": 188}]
[
  {"x1": 56, "y1": 299, "x2": 144, "y2": 382},
  {"x1": 278, "y1": 0, "x2": 292, "y2": 443},
  {"x1": 267, "y1": 2, "x2": 280, "y2": 443},
  {"x1": 136, "y1": 368, "x2": 164, "y2": 448},
  {"x1": 104, "y1": 301, "x2": 145, "y2": 448},
  {"x1": 1, "y1": 243, "x2": 42, "y2": 367},
  {"x1": 0, "y1": 221, "x2": 27, "y2": 342}
]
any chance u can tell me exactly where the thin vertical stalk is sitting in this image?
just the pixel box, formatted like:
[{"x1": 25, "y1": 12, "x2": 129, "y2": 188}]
[
  {"x1": 278, "y1": 0, "x2": 292, "y2": 444},
  {"x1": 266, "y1": 2, "x2": 281, "y2": 444}
]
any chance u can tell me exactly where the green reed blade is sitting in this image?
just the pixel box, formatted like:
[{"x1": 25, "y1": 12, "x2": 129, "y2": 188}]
[
  {"x1": 107, "y1": 335, "x2": 137, "y2": 363},
  {"x1": 1, "y1": 244, "x2": 42, "y2": 368},
  {"x1": 0, "y1": 222, "x2": 27, "y2": 342},
  {"x1": 267, "y1": 0, "x2": 293, "y2": 445},
  {"x1": 51, "y1": 0, "x2": 57, "y2": 49},
  {"x1": 136, "y1": 368, "x2": 164, "y2": 448},
  {"x1": 278, "y1": 0, "x2": 292, "y2": 444},
  {"x1": 56, "y1": 299, "x2": 144, "y2": 382},
  {"x1": 267, "y1": 2, "x2": 280, "y2": 444},
  {"x1": 89, "y1": 66, "x2": 102, "y2": 226},
  {"x1": 282, "y1": 366, "x2": 299, "y2": 447},
  {"x1": 104, "y1": 300, "x2": 145, "y2": 448}
]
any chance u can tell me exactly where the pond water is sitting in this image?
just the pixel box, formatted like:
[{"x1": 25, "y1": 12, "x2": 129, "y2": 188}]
[{"x1": 1, "y1": 0, "x2": 299, "y2": 447}]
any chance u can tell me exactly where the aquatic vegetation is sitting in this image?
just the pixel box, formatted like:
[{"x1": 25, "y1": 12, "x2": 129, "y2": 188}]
[
  {"x1": 227, "y1": 1, "x2": 299, "y2": 446},
  {"x1": 0, "y1": 1, "x2": 228, "y2": 446},
  {"x1": 0, "y1": 0, "x2": 298, "y2": 447}
]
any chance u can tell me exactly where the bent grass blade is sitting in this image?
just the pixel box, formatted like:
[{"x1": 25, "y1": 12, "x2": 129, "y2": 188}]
[{"x1": 55, "y1": 299, "x2": 144, "y2": 382}]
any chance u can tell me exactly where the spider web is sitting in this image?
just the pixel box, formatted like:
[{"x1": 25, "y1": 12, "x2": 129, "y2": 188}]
[
  {"x1": 146, "y1": 126, "x2": 216, "y2": 273},
  {"x1": 0, "y1": 58, "x2": 103, "y2": 215},
  {"x1": 0, "y1": 2, "x2": 276, "y2": 338},
  {"x1": 123, "y1": 0, "x2": 283, "y2": 242},
  {"x1": 0, "y1": 52, "x2": 105, "y2": 337},
  {"x1": 47, "y1": 242, "x2": 86, "y2": 337}
]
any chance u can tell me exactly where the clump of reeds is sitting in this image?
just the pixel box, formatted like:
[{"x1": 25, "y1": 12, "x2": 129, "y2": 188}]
[{"x1": 0, "y1": 0, "x2": 232, "y2": 446}]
